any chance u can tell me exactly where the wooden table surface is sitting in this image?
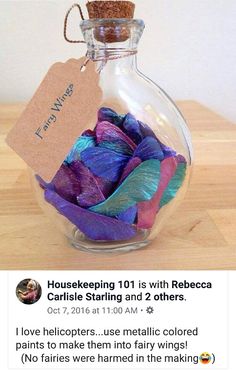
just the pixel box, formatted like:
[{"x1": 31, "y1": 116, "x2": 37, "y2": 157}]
[{"x1": 0, "y1": 101, "x2": 236, "y2": 270}]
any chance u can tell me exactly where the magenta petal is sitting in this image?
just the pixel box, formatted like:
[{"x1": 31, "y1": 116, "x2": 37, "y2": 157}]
[
  {"x1": 118, "y1": 157, "x2": 142, "y2": 185},
  {"x1": 82, "y1": 129, "x2": 96, "y2": 137},
  {"x1": 70, "y1": 161, "x2": 105, "y2": 207},
  {"x1": 137, "y1": 157, "x2": 178, "y2": 229},
  {"x1": 45, "y1": 189, "x2": 136, "y2": 241},
  {"x1": 96, "y1": 121, "x2": 136, "y2": 154},
  {"x1": 52, "y1": 164, "x2": 80, "y2": 203}
]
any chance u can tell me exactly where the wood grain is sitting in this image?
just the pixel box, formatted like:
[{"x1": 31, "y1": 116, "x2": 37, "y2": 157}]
[{"x1": 0, "y1": 101, "x2": 236, "y2": 270}]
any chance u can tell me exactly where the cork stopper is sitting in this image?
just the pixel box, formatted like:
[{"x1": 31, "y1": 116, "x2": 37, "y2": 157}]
[
  {"x1": 86, "y1": 1, "x2": 135, "y2": 43},
  {"x1": 86, "y1": 1, "x2": 135, "y2": 19}
]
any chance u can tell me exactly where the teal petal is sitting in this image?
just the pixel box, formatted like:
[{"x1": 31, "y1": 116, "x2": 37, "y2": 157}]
[
  {"x1": 65, "y1": 136, "x2": 95, "y2": 164},
  {"x1": 90, "y1": 159, "x2": 161, "y2": 217},
  {"x1": 98, "y1": 141, "x2": 133, "y2": 155},
  {"x1": 160, "y1": 162, "x2": 186, "y2": 207}
]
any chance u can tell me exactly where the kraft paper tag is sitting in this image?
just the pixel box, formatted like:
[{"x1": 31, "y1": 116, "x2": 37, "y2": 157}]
[{"x1": 6, "y1": 57, "x2": 102, "y2": 182}]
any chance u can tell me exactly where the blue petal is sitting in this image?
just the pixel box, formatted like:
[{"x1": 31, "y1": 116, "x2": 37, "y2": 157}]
[
  {"x1": 80, "y1": 147, "x2": 130, "y2": 182},
  {"x1": 98, "y1": 107, "x2": 124, "y2": 126},
  {"x1": 89, "y1": 159, "x2": 161, "y2": 216},
  {"x1": 65, "y1": 136, "x2": 96, "y2": 164},
  {"x1": 134, "y1": 136, "x2": 164, "y2": 161},
  {"x1": 45, "y1": 189, "x2": 136, "y2": 241},
  {"x1": 122, "y1": 113, "x2": 143, "y2": 144},
  {"x1": 160, "y1": 143, "x2": 177, "y2": 158},
  {"x1": 117, "y1": 206, "x2": 137, "y2": 224}
]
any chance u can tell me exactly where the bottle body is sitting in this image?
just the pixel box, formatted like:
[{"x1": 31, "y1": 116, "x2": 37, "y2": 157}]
[{"x1": 33, "y1": 19, "x2": 192, "y2": 252}]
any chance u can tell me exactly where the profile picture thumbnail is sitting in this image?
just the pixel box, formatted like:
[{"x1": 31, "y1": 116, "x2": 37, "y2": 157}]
[{"x1": 16, "y1": 279, "x2": 42, "y2": 304}]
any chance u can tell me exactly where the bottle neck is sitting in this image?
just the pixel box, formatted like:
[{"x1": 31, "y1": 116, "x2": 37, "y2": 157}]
[
  {"x1": 87, "y1": 47, "x2": 138, "y2": 72},
  {"x1": 81, "y1": 19, "x2": 145, "y2": 73}
]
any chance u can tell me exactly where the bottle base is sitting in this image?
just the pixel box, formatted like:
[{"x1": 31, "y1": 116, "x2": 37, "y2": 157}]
[
  {"x1": 70, "y1": 240, "x2": 149, "y2": 254},
  {"x1": 68, "y1": 227, "x2": 150, "y2": 254}
]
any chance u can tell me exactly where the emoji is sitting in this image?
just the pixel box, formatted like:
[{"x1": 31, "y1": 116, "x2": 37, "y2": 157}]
[{"x1": 199, "y1": 352, "x2": 211, "y2": 364}]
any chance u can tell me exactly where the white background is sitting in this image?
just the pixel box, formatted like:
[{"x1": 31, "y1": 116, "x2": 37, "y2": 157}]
[
  {"x1": 0, "y1": 271, "x2": 234, "y2": 369},
  {"x1": 0, "y1": 0, "x2": 236, "y2": 122}
]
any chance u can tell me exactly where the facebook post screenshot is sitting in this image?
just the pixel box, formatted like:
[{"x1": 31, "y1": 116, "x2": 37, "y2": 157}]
[{"x1": 1, "y1": 0, "x2": 236, "y2": 369}]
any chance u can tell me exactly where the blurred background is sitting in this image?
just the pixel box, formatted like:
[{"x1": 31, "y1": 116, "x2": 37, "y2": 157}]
[{"x1": 0, "y1": 0, "x2": 236, "y2": 122}]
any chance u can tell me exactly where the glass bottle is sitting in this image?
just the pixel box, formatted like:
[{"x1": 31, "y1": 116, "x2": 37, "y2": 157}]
[{"x1": 33, "y1": 18, "x2": 192, "y2": 253}]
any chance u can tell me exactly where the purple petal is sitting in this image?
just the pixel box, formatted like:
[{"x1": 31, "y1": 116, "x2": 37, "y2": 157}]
[
  {"x1": 45, "y1": 189, "x2": 137, "y2": 241},
  {"x1": 35, "y1": 174, "x2": 49, "y2": 189},
  {"x1": 70, "y1": 161, "x2": 105, "y2": 207},
  {"x1": 52, "y1": 164, "x2": 80, "y2": 203},
  {"x1": 93, "y1": 175, "x2": 115, "y2": 198},
  {"x1": 96, "y1": 121, "x2": 136, "y2": 154},
  {"x1": 176, "y1": 154, "x2": 187, "y2": 163},
  {"x1": 117, "y1": 206, "x2": 137, "y2": 224},
  {"x1": 80, "y1": 147, "x2": 130, "y2": 182},
  {"x1": 134, "y1": 137, "x2": 164, "y2": 161},
  {"x1": 98, "y1": 107, "x2": 124, "y2": 126},
  {"x1": 118, "y1": 157, "x2": 142, "y2": 185}
]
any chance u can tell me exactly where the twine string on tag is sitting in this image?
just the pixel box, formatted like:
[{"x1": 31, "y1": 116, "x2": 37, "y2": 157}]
[
  {"x1": 93, "y1": 50, "x2": 138, "y2": 73},
  {"x1": 64, "y1": 3, "x2": 86, "y2": 43},
  {"x1": 93, "y1": 50, "x2": 138, "y2": 62}
]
